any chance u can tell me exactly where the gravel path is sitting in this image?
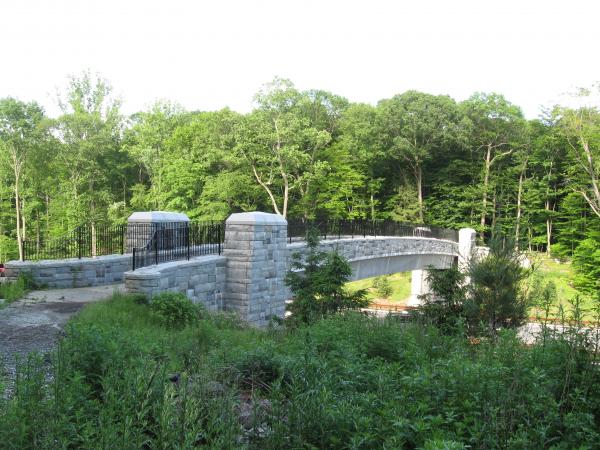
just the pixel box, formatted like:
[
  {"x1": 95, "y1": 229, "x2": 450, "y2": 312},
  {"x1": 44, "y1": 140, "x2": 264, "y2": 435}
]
[{"x1": 0, "y1": 284, "x2": 124, "y2": 380}]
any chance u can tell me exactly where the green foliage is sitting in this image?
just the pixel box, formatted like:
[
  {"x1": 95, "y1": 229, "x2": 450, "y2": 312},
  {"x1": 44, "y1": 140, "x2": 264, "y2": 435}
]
[
  {"x1": 465, "y1": 235, "x2": 531, "y2": 333},
  {"x1": 0, "y1": 272, "x2": 36, "y2": 303},
  {"x1": 149, "y1": 292, "x2": 201, "y2": 328},
  {"x1": 572, "y1": 237, "x2": 600, "y2": 294},
  {"x1": 418, "y1": 265, "x2": 466, "y2": 332},
  {"x1": 346, "y1": 271, "x2": 411, "y2": 303},
  {"x1": 285, "y1": 229, "x2": 368, "y2": 324},
  {"x1": 372, "y1": 275, "x2": 393, "y2": 298},
  {"x1": 2, "y1": 294, "x2": 600, "y2": 448}
]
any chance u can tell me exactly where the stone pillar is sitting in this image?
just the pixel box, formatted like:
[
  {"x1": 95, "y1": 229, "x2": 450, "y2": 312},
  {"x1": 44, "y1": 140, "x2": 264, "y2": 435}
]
[
  {"x1": 126, "y1": 211, "x2": 190, "y2": 252},
  {"x1": 223, "y1": 212, "x2": 288, "y2": 326},
  {"x1": 407, "y1": 269, "x2": 431, "y2": 307},
  {"x1": 458, "y1": 228, "x2": 476, "y2": 272}
]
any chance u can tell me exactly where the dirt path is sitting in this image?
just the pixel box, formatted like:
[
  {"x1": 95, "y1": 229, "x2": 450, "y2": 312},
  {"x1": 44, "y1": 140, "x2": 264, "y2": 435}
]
[{"x1": 0, "y1": 284, "x2": 124, "y2": 379}]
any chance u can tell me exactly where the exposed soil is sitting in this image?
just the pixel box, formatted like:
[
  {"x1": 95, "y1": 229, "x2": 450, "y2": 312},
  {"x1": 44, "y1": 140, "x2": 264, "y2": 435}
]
[{"x1": 0, "y1": 284, "x2": 124, "y2": 381}]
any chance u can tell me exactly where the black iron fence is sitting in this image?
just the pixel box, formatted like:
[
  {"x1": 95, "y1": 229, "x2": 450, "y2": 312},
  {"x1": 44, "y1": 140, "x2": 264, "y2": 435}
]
[
  {"x1": 23, "y1": 223, "x2": 129, "y2": 261},
  {"x1": 132, "y1": 222, "x2": 223, "y2": 270},
  {"x1": 287, "y1": 218, "x2": 459, "y2": 243},
  {"x1": 22, "y1": 216, "x2": 457, "y2": 267}
]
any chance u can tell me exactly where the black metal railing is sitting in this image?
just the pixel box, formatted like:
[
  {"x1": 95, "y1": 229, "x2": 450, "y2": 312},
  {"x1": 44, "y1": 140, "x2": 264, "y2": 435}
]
[
  {"x1": 287, "y1": 218, "x2": 459, "y2": 243},
  {"x1": 132, "y1": 222, "x2": 223, "y2": 271},
  {"x1": 22, "y1": 216, "x2": 456, "y2": 266},
  {"x1": 23, "y1": 223, "x2": 128, "y2": 261}
]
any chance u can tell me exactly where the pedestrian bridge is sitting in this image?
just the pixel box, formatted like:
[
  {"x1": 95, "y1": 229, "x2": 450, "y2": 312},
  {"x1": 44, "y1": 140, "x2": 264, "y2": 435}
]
[
  {"x1": 289, "y1": 235, "x2": 458, "y2": 281},
  {"x1": 6, "y1": 211, "x2": 477, "y2": 326}
]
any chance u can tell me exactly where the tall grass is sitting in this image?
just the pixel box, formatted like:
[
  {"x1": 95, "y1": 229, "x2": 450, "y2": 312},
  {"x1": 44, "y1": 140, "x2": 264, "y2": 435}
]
[
  {"x1": 1, "y1": 293, "x2": 599, "y2": 448},
  {"x1": 0, "y1": 273, "x2": 35, "y2": 304}
]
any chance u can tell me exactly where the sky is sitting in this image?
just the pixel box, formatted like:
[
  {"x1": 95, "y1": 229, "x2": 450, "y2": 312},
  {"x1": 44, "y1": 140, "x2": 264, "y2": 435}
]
[{"x1": 1, "y1": 0, "x2": 599, "y2": 119}]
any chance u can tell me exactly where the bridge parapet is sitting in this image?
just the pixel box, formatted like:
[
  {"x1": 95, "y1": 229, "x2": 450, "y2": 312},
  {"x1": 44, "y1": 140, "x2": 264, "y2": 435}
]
[{"x1": 123, "y1": 212, "x2": 477, "y2": 325}]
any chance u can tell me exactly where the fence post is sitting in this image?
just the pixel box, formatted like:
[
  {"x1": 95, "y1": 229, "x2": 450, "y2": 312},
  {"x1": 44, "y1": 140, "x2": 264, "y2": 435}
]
[
  {"x1": 187, "y1": 227, "x2": 191, "y2": 260},
  {"x1": 218, "y1": 224, "x2": 222, "y2": 255},
  {"x1": 154, "y1": 233, "x2": 158, "y2": 265},
  {"x1": 77, "y1": 227, "x2": 82, "y2": 259},
  {"x1": 132, "y1": 248, "x2": 136, "y2": 271},
  {"x1": 120, "y1": 225, "x2": 125, "y2": 254}
]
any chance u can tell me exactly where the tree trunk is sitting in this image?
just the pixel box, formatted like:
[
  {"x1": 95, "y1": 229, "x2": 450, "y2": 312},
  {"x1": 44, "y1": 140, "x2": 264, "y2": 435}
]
[
  {"x1": 580, "y1": 140, "x2": 600, "y2": 217},
  {"x1": 515, "y1": 161, "x2": 526, "y2": 247},
  {"x1": 282, "y1": 176, "x2": 289, "y2": 219},
  {"x1": 22, "y1": 197, "x2": 26, "y2": 241},
  {"x1": 545, "y1": 198, "x2": 554, "y2": 255},
  {"x1": 91, "y1": 221, "x2": 97, "y2": 258},
  {"x1": 370, "y1": 192, "x2": 375, "y2": 221},
  {"x1": 36, "y1": 209, "x2": 40, "y2": 254},
  {"x1": 45, "y1": 195, "x2": 50, "y2": 240},
  {"x1": 251, "y1": 164, "x2": 281, "y2": 216},
  {"x1": 14, "y1": 173, "x2": 23, "y2": 261},
  {"x1": 91, "y1": 199, "x2": 97, "y2": 257},
  {"x1": 480, "y1": 145, "x2": 492, "y2": 240},
  {"x1": 491, "y1": 189, "x2": 497, "y2": 238},
  {"x1": 416, "y1": 165, "x2": 423, "y2": 222}
]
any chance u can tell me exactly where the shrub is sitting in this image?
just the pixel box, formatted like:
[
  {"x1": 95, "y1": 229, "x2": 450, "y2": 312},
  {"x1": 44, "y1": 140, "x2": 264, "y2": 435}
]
[
  {"x1": 0, "y1": 272, "x2": 36, "y2": 303},
  {"x1": 130, "y1": 293, "x2": 149, "y2": 305},
  {"x1": 150, "y1": 292, "x2": 201, "y2": 328},
  {"x1": 231, "y1": 347, "x2": 283, "y2": 390},
  {"x1": 572, "y1": 237, "x2": 600, "y2": 295},
  {"x1": 285, "y1": 228, "x2": 368, "y2": 324},
  {"x1": 372, "y1": 275, "x2": 393, "y2": 298},
  {"x1": 418, "y1": 265, "x2": 466, "y2": 333},
  {"x1": 465, "y1": 234, "x2": 531, "y2": 335}
]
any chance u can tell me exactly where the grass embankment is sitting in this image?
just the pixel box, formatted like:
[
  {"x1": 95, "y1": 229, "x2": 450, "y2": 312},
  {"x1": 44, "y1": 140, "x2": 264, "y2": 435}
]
[
  {"x1": 527, "y1": 252, "x2": 596, "y2": 320},
  {"x1": 1, "y1": 293, "x2": 600, "y2": 448},
  {"x1": 347, "y1": 272, "x2": 411, "y2": 303}
]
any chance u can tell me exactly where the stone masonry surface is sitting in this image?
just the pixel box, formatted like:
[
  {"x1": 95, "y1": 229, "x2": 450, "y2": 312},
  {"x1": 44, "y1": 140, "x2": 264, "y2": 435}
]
[
  {"x1": 5, "y1": 254, "x2": 132, "y2": 288},
  {"x1": 288, "y1": 236, "x2": 458, "y2": 266},
  {"x1": 124, "y1": 255, "x2": 226, "y2": 311},
  {"x1": 223, "y1": 212, "x2": 288, "y2": 327}
]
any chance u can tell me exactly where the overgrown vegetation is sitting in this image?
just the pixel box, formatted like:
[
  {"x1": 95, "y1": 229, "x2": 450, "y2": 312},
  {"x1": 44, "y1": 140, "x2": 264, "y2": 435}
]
[
  {"x1": 285, "y1": 229, "x2": 368, "y2": 325},
  {"x1": 419, "y1": 235, "x2": 531, "y2": 336},
  {"x1": 2, "y1": 292, "x2": 600, "y2": 448},
  {"x1": 149, "y1": 291, "x2": 203, "y2": 328},
  {"x1": 0, "y1": 272, "x2": 35, "y2": 303}
]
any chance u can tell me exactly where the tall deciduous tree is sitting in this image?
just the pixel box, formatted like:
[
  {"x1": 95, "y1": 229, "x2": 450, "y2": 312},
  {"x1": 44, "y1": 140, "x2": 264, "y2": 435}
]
[
  {"x1": 378, "y1": 91, "x2": 462, "y2": 222},
  {"x1": 125, "y1": 101, "x2": 188, "y2": 210},
  {"x1": 0, "y1": 98, "x2": 48, "y2": 260},
  {"x1": 461, "y1": 93, "x2": 526, "y2": 238},
  {"x1": 234, "y1": 78, "x2": 332, "y2": 218},
  {"x1": 54, "y1": 72, "x2": 123, "y2": 255},
  {"x1": 558, "y1": 87, "x2": 600, "y2": 218}
]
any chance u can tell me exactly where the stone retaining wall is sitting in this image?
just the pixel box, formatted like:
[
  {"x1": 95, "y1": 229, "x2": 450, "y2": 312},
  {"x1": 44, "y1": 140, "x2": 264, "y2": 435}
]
[
  {"x1": 124, "y1": 255, "x2": 226, "y2": 311},
  {"x1": 4, "y1": 254, "x2": 131, "y2": 288}
]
